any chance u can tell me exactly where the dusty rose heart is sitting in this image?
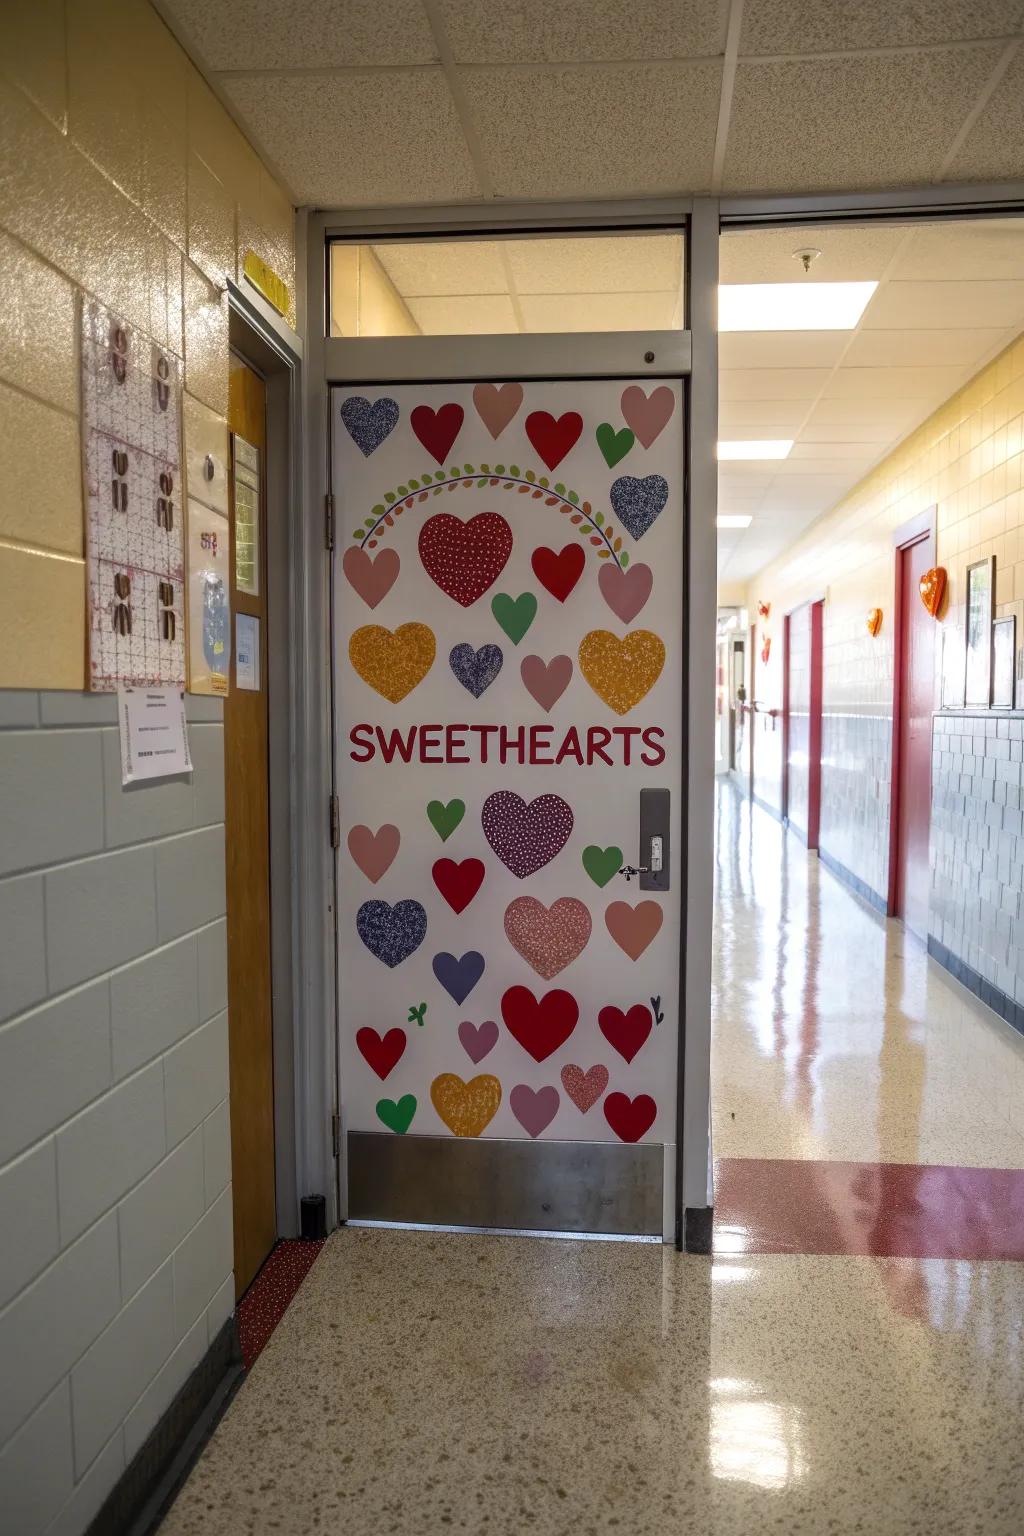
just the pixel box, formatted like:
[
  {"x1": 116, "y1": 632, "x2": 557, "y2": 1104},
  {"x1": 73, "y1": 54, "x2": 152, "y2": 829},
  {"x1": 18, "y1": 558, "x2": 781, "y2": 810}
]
[
  {"x1": 560, "y1": 1063, "x2": 609, "y2": 1114},
  {"x1": 342, "y1": 547, "x2": 400, "y2": 609},
  {"x1": 604, "y1": 900, "x2": 664, "y2": 960},
  {"x1": 620, "y1": 385, "x2": 675, "y2": 449},
  {"x1": 598, "y1": 561, "x2": 653, "y2": 624},
  {"x1": 473, "y1": 382, "x2": 523, "y2": 439},
  {"x1": 347, "y1": 823, "x2": 400, "y2": 883},
  {"x1": 504, "y1": 896, "x2": 591, "y2": 980},
  {"x1": 458, "y1": 1019, "x2": 498, "y2": 1064},
  {"x1": 510, "y1": 1083, "x2": 560, "y2": 1138},
  {"x1": 520, "y1": 654, "x2": 573, "y2": 712}
]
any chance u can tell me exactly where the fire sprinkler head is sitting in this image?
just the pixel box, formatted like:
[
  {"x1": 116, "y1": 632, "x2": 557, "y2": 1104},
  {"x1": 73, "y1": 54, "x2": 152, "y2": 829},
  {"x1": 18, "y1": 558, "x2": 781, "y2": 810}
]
[{"x1": 792, "y1": 247, "x2": 822, "y2": 274}]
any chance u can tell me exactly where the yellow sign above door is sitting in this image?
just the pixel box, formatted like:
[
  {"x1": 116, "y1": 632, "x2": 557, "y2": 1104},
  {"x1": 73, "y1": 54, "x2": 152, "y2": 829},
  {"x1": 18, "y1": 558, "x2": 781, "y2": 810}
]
[{"x1": 242, "y1": 250, "x2": 289, "y2": 318}]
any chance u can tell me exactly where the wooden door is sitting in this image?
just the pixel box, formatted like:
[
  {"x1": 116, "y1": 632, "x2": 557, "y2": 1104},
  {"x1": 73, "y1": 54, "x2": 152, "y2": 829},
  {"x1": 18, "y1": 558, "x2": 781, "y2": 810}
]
[
  {"x1": 895, "y1": 536, "x2": 935, "y2": 941},
  {"x1": 226, "y1": 354, "x2": 276, "y2": 1295}
]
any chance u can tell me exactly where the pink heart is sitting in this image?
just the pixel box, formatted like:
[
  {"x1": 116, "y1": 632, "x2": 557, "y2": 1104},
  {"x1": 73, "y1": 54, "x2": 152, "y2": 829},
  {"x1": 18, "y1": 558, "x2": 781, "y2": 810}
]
[
  {"x1": 605, "y1": 900, "x2": 664, "y2": 960},
  {"x1": 342, "y1": 546, "x2": 400, "y2": 609},
  {"x1": 598, "y1": 562, "x2": 653, "y2": 624},
  {"x1": 510, "y1": 1083, "x2": 560, "y2": 1138},
  {"x1": 458, "y1": 1019, "x2": 498, "y2": 1064},
  {"x1": 560, "y1": 1063, "x2": 609, "y2": 1113},
  {"x1": 473, "y1": 382, "x2": 523, "y2": 439},
  {"x1": 347, "y1": 824, "x2": 400, "y2": 883},
  {"x1": 521, "y1": 654, "x2": 573, "y2": 712},
  {"x1": 504, "y1": 896, "x2": 591, "y2": 980},
  {"x1": 620, "y1": 385, "x2": 675, "y2": 449}
]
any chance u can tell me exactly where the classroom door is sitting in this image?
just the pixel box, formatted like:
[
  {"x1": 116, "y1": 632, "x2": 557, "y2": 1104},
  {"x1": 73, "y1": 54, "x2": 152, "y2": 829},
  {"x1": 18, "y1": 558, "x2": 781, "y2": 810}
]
[
  {"x1": 332, "y1": 378, "x2": 685, "y2": 1235},
  {"x1": 225, "y1": 355, "x2": 276, "y2": 1294},
  {"x1": 895, "y1": 535, "x2": 935, "y2": 941}
]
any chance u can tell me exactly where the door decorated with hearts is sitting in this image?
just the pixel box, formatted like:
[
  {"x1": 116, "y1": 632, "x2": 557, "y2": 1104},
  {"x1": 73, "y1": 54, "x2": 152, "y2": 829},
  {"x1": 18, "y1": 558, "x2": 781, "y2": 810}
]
[{"x1": 333, "y1": 378, "x2": 684, "y2": 1230}]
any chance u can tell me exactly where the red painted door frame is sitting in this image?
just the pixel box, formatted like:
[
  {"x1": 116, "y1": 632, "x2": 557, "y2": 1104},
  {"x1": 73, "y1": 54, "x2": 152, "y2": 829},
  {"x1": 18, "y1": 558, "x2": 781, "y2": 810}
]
[{"x1": 888, "y1": 508, "x2": 936, "y2": 919}]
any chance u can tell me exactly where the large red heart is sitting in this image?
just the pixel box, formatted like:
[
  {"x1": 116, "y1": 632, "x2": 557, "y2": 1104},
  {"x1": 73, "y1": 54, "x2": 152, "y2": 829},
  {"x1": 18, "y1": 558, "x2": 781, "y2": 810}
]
[
  {"x1": 525, "y1": 410, "x2": 583, "y2": 471},
  {"x1": 531, "y1": 543, "x2": 585, "y2": 603},
  {"x1": 919, "y1": 566, "x2": 946, "y2": 618},
  {"x1": 356, "y1": 1026, "x2": 406, "y2": 1081},
  {"x1": 501, "y1": 985, "x2": 578, "y2": 1062},
  {"x1": 418, "y1": 512, "x2": 512, "y2": 606},
  {"x1": 432, "y1": 857, "x2": 485, "y2": 914},
  {"x1": 411, "y1": 402, "x2": 464, "y2": 464},
  {"x1": 598, "y1": 1004, "x2": 653, "y2": 1063},
  {"x1": 603, "y1": 1091, "x2": 657, "y2": 1143}
]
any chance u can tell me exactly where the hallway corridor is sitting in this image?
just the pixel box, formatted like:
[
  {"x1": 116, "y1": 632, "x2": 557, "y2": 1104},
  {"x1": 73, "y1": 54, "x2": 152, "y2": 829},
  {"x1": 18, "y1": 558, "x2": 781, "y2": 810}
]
[{"x1": 159, "y1": 785, "x2": 1024, "y2": 1536}]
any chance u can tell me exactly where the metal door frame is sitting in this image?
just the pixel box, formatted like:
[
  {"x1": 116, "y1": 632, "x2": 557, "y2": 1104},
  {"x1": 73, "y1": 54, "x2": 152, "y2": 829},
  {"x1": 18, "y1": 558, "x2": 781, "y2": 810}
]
[{"x1": 301, "y1": 200, "x2": 719, "y2": 1245}]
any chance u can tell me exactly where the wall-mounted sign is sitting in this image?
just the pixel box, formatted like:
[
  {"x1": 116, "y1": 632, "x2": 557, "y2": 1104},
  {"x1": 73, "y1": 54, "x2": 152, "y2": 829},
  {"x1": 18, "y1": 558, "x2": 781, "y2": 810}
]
[
  {"x1": 186, "y1": 497, "x2": 230, "y2": 695},
  {"x1": 235, "y1": 613, "x2": 260, "y2": 691},
  {"x1": 242, "y1": 250, "x2": 289, "y2": 317},
  {"x1": 965, "y1": 556, "x2": 995, "y2": 707},
  {"x1": 118, "y1": 687, "x2": 192, "y2": 784}
]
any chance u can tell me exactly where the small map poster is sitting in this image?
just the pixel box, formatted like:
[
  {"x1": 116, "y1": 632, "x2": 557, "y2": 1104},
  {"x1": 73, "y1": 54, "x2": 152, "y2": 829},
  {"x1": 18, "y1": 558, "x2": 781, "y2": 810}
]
[{"x1": 81, "y1": 299, "x2": 186, "y2": 691}]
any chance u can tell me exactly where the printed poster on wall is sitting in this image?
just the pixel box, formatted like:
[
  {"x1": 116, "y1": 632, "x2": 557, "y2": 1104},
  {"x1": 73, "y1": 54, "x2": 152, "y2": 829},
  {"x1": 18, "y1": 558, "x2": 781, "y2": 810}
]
[
  {"x1": 333, "y1": 380, "x2": 685, "y2": 1148},
  {"x1": 185, "y1": 498, "x2": 230, "y2": 695}
]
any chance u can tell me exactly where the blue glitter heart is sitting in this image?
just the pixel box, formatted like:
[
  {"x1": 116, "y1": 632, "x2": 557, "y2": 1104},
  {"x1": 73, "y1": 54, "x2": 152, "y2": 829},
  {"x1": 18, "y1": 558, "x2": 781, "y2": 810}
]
[
  {"x1": 432, "y1": 950, "x2": 485, "y2": 1005},
  {"x1": 357, "y1": 899, "x2": 427, "y2": 967},
  {"x1": 609, "y1": 474, "x2": 669, "y2": 540},
  {"x1": 340, "y1": 395, "x2": 399, "y2": 457},
  {"x1": 449, "y1": 642, "x2": 503, "y2": 698}
]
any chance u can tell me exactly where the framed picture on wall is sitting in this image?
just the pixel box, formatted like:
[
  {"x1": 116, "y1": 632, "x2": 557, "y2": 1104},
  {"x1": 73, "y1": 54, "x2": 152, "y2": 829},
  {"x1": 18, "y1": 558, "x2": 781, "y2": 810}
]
[
  {"x1": 964, "y1": 556, "x2": 995, "y2": 707},
  {"x1": 940, "y1": 623, "x2": 966, "y2": 710},
  {"x1": 991, "y1": 615, "x2": 1016, "y2": 709}
]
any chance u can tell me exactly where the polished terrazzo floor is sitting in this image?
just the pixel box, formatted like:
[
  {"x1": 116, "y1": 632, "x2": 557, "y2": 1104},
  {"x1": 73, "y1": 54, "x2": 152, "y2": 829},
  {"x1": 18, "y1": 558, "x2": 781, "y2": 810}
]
[{"x1": 159, "y1": 783, "x2": 1024, "y2": 1535}]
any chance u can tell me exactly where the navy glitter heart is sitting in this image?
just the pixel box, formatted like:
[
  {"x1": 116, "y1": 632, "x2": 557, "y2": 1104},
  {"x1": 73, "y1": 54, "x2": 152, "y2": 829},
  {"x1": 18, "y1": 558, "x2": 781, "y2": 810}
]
[
  {"x1": 357, "y1": 899, "x2": 427, "y2": 967},
  {"x1": 432, "y1": 950, "x2": 485, "y2": 1005},
  {"x1": 449, "y1": 642, "x2": 503, "y2": 698},
  {"x1": 340, "y1": 395, "x2": 399, "y2": 457},
  {"x1": 609, "y1": 474, "x2": 669, "y2": 540}
]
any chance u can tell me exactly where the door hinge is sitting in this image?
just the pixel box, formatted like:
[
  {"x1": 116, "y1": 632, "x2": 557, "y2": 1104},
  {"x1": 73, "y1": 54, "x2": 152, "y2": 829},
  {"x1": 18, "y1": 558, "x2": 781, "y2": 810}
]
[
  {"x1": 329, "y1": 792, "x2": 340, "y2": 849},
  {"x1": 331, "y1": 1112, "x2": 341, "y2": 1159},
  {"x1": 324, "y1": 492, "x2": 335, "y2": 551}
]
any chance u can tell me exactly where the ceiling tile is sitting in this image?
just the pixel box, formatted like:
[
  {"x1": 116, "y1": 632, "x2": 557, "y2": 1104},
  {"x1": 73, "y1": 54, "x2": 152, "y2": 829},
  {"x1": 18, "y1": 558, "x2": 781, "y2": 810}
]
[
  {"x1": 842, "y1": 326, "x2": 1010, "y2": 367},
  {"x1": 719, "y1": 331, "x2": 850, "y2": 368},
  {"x1": 722, "y1": 47, "x2": 1005, "y2": 193},
  {"x1": 217, "y1": 70, "x2": 480, "y2": 205},
  {"x1": 720, "y1": 224, "x2": 906, "y2": 284},
  {"x1": 740, "y1": 0, "x2": 1024, "y2": 55},
  {"x1": 155, "y1": 0, "x2": 436, "y2": 69},
  {"x1": 890, "y1": 218, "x2": 1024, "y2": 281},
  {"x1": 802, "y1": 400, "x2": 931, "y2": 436},
  {"x1": 437, "y1": 0, "x2": 726, "y2": 62},
  {"x1": 460, "y1": 61, "x2": 721, "y2": 199},
  {"x1": 720, "y1": 368, "x2": 830, "y2": 401},
  {"x1": 821, "y1": 364, "x2": 964, "y2": 400},
  {"x1": 519, "y1": 291, "x2": 678, "y2": 331},
  {"x1": 944, "y1": 47, "x2": 1024, "y2": 182},
  {"x1": 405, "y1": 294, "x2": 519, "y2": 334},
  {"x1": 789, "y1": 441, "x2": 889, "y2": 461},
  {"x1": 506, "y1": 234, "x2": 682, "y2": 294},
  {"x1": 718, "y1": 400, "x2": 811, "y2": 430},
  {"x1": 861, "y1": 279, "x2": 1024, "y2": 330},
  {"x1": 373, "y1": 240, "x2": 509, "y2": 296}
]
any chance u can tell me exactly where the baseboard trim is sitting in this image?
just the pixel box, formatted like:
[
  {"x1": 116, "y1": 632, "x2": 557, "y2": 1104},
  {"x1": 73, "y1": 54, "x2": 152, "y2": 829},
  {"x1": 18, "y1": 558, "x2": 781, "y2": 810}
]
[
  {"x1": 927, "y1": 936, "x2": 1024, "y2": 1039},
  {"x1": 817, "y1": 848, "x2": 887, "y2": 915},
  {"x1": 87, "y1": 1316, "x2": 243, "y2": 1536},
  {"x1": 683, "y1": 1206, "x2": 713, "y2": 1255},
  {"x1": 751, "y1": 791, "x2": 782, "y2": 824}
]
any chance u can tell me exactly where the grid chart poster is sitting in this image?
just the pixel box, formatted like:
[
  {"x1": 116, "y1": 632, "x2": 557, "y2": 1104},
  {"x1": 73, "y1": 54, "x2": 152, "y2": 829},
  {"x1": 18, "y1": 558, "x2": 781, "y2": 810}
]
[
  {"x1": 81, "y1": 299, "x2": 185, "y2": 691},
  {"x1": 333, "y1": 379, "x2": 684, "y2": 1148}
]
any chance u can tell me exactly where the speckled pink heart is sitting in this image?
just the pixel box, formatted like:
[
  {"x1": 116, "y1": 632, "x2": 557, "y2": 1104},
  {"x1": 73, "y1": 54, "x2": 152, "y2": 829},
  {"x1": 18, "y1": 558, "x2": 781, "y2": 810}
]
[
  {"x1": 560, "y1": 1063, "x2": 609, "y2": 1114},
  {"x1": 458, "y1": 1019, "x2": 498, "y2": 1064},
  {"x1": 504, "y1": 896, "x2": 591, "y2": 980}
]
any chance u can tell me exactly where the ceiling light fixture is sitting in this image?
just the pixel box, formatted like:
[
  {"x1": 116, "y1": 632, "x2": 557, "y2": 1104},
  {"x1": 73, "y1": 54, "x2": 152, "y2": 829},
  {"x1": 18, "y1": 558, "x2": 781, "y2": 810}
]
[
  {"x1": 717, "y1": 515, "x2": 753, "y2": 529},
  {"x1": 719, "y1": 281, "x2": 877, "y2": 331},
  {"x1": 718, "y1": 440, "x2": 793, "y2": 461}
]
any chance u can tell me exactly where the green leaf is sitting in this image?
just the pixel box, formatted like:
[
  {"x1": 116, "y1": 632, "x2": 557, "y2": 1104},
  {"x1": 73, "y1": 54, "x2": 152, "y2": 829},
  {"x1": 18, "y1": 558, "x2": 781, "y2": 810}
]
[
  {"x1": 525, "y1": 469, "x2": 536, "y2": 483},
  {"x1": 539, "y1": 476, "x2": 549, "y2": 489},
  {"x1": 351, "y1": 529, "x2": 363, "y2": 540},
  {"x1": 594, "y1": 511, "x2": 604, "y2": 526},
  {"x1": 385, "y1": 491, "x2": 396, "y2": 504},
  {"x1": 371, "y1": 504, "x2": 385, "y2": 517},
  {"x1": 510, "y1": 464, "x2": 520, "y2": 477},
  {"x1": 450, "y1": 466, "x2": 461, "y2": 477},
  {"x1": 480, "y1": 463, "x2": 490, "y2": 474},
  {"x1": 477, "y1": 478, "x2": 488, "y2": 487},
  {"x1": 408, "y1": 478, "x2": 420, "y2": 490},
  {"x1": 568, "y1": 490, "x2": 579, "y2": 505},
  {"x1": 364, "y1": 516, "x2": 377, "y2": 527},
  {"x1": 621, "y1": 550, "x2": 630, "y2": 568},
  {"x1": 396, "y1": 485, "x2": 408, "y2": 497},
  {"x1": 554, "y1": 482, "x2": 565, "y2": 495},
  {"x1": 464, "y1": 464, "x2": 474, "y2": 474},
  {"x1": 495, "y1": 464, "x2": 505, "y2": 474}
]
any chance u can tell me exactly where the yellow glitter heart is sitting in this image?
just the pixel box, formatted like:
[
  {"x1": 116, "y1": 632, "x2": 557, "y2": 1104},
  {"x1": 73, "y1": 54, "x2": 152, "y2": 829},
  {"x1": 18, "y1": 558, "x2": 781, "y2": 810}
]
[
  {"x1": 578, "y1": 629, "x2": 665, "y2": 715},
  {"x1": 349, "y1": 622, "x2": 435, "y2": 703},
  {"x1": 430, "y1": 1073, "x2": 502, "y2": 1137}
]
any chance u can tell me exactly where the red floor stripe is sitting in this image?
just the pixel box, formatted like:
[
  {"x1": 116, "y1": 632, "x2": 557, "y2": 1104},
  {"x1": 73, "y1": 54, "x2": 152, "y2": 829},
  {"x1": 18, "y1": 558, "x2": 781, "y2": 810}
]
[
  {"x1": 237, "y1": 1238, "x2": 325, "y2": 1369},
  {"x1": 714, "y1": 1157, "x2": 1024, "y2": 1260}
]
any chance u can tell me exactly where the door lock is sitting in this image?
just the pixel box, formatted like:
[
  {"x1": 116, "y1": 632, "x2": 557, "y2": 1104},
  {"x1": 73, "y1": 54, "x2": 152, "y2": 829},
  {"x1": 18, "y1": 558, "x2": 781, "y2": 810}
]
[{"x1": 618, "y1": 864, "x2": 649, "y2": 882}]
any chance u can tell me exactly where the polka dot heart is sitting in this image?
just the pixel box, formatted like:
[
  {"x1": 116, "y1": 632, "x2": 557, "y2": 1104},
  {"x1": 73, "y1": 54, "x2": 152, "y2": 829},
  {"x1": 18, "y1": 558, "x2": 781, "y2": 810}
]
[
  {"x1": 481, "y1": 790, "x2": 574, "y2": 878},
  {"x1": 418, "y1": 511, "x2": 512, "y2": 607}
]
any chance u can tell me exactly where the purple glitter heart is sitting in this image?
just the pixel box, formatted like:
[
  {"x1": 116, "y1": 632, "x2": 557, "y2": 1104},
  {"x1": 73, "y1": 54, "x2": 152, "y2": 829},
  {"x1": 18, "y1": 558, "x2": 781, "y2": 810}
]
[
  {"x1": 340, "y1": 395, "x2": 399, "y2": 457},
  {"x1": 609, "y1": 474, "x2": 668, "y2": 540},
  {"x1": 449, "y1": 642, "x2": 503, "y2": 699},
  {"x1": 481, "y1": 791, "x2": 574, "y2": 879},
  {"x1": 356, "y1": 899, "x2": 427, "y2": 967}
]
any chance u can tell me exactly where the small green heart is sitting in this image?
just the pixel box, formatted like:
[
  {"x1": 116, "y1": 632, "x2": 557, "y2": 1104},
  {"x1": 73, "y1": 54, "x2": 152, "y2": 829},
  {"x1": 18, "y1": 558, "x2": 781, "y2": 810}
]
[
  {"x1": 596, "y1": 423, "x2": 635, "y2": 469},
  {"x1": 376, "y1": 1095, "x2": 416, "y2": 1135},
  {"x1": 491, "y1": 591, "x2": 538, "y2": 645},
  {"x1": 582, "y1": 844, "x2": 623, "y2": 888},
  {"x1": 427, "y1": 798, "x2": 465, "y2": 841}
]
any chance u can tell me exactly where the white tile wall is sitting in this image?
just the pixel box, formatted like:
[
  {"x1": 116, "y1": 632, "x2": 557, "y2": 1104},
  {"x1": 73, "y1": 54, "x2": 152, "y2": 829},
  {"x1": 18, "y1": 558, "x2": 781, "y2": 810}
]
[{"x1": 0, "y1": 690, "x2": 233, "y2": 1535}]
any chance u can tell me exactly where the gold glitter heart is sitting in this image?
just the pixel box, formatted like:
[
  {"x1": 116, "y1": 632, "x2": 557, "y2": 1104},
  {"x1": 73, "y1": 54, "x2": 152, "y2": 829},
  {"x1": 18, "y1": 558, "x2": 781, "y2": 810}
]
[
  {"x1": 349, "y1": 622, "x2": 435, "y2": 703},
  {"x1": 578, "y1": 629, "x2": 665, "y2": 715}
]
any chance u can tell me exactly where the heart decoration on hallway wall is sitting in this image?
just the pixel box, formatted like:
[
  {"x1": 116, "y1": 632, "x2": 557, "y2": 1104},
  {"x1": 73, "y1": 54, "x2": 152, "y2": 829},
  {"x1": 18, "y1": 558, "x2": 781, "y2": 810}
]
[
  {"x1": 430, "y1": 1073, "x2": 502, "y2": 1137},
  {"x1": 349, "y1": 622, "x2": 435, "y2": 702},
  {"x1": 449, "y1": 642, "x2": 503, "y2": 697},
  {"x1": 867, "y1": 608, "x2": 883, "y2": 637},
  {"x1": 609, "y1": 474, "x2": 668, "y2": 540},
  {"x1": 411, "y1": 402, "x2": 464, "y2": 463},
  {"x1": 501, "y1": 985, "x2": 579, "y2": 1062},
  {"x1": 560, "y1": 1063, "x2": 609, "y2": 1113},
  {"x1": 520, "y1": 654, "x2": 573, "y2": 712},
  {"x1": 473, "y1": 382, "x2": 523, "y2": 439},
  {"x1": 503, "y1": 896, "x2": 592, "y2": 979},
  {"x1": 340, "y1": 395, "x2": 398, "y2": 456},
  {"x1": 525, "y1": 410, "x2": 583, "y2": 471},
  {"x1": 482, "y1": 791, "x2": 574, "y2": 877},
  {"x1": 761, "y1": 636, "x2": 771, "y2": 665},
  {"x1": 343, "y1": 547, "x2": 400, "y2": 609},
  {"x1": 419, "y1": 512, "x2": 513, "y2": 606},
  {"x1": 531, "y1": 543, "x2": 585, "y2": 602},
  {"x1": 347, "y1": 823, "x2": 400, "y2": 883},
  {"x1": 578, "y1": 629, "x2": 665, "y2": 714},
  {"x1": 919, "y1": 566, "x2": 947, "y2": 618},
  {"x1": 620, "y1": 385, "x2": 675, "y2": 448}
]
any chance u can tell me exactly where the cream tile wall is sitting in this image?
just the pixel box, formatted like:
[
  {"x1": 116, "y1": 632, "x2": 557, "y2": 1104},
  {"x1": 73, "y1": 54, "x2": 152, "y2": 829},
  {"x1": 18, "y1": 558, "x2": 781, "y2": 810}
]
[
  {"x1": 744, "y1": 332, "x2": 1024, "y2": 909},
  {"x1": 0, "y1": 0, "x2": 296, "y2": 689}
]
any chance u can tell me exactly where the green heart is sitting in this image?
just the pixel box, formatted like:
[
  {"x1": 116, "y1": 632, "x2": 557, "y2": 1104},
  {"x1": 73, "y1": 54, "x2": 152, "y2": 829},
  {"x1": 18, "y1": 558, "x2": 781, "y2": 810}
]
[
  {"x1": 582, "y1": 844, "x2": 623, "y2": 888},
  {"x1": 491, "y1": 591, "x2": 537, "y2": 645},
  {"x1": 596, "y1": 423, "x2": 635, "y2": 469},
  {"x1": 376, "y1": 1095, "x2": 416, "y2": 1135},
  {"x1": 427, "y1": 798, "x2": 465, "y2": 841}
]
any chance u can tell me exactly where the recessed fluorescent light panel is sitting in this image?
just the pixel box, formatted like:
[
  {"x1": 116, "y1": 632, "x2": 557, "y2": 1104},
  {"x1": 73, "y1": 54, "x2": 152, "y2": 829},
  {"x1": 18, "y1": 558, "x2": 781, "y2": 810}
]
[
  {"x1": 718, "y1": 440, "x2": 793, "y2": 461},
  {"x1": 719, "y1": 281, "x2": 877, "y2": 331},
  {"x1": 717, "y1": 515, "x2": 753, "y2": 529}
]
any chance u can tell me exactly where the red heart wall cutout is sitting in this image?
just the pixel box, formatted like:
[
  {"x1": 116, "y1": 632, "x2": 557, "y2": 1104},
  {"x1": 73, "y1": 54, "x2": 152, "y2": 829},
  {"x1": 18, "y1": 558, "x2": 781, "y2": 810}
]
[
  {"x1": 356, "y1": 1026, "x2": 406, "y2": 1081},
  {"x1": 411, "y1": 402, "x2": 464, "y2": 464},
  {"x1": 418, "y1": 512, "x2": 512, "y2": 606},
  {"x1": 598, "y1": 1004, "x2": 653, "y2": 1063},
  {"x1": 525, "y1": 410, "x2": 583, "y2": 471},
  {"x1": 531, "y1": 543, "x2": 585, "y2": 602},
  {"x1": 432, "y1": 857, "x2": 485, "y2": 914},
  {"x1": 501, "y1": 985, "x2": 578, "y2": 1062},
  {"x1": 603, "y1": 1091, "x2": 657, "y2": 1143},
  {"x1": 919, "y1": 566, "x2": 947, "y2": 618}
]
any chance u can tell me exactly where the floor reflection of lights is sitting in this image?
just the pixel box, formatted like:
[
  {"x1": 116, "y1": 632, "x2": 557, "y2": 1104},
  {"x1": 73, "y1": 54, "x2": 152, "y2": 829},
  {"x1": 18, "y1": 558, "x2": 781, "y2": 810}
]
[{"x1": 710, "y1": 1377, "x2": 807, "y2": 1491}]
